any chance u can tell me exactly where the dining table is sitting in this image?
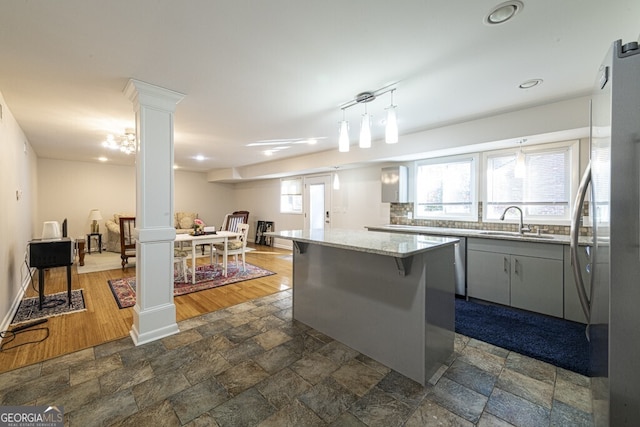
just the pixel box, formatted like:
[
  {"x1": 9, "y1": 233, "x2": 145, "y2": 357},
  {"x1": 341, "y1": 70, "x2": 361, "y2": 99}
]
[{"x1": 175, "y1": 230, "x2": 241, "y2": 283}]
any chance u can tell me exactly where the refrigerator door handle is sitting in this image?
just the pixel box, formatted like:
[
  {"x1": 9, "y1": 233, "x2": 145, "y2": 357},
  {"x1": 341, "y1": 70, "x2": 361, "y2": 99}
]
[{"x1": 570, "y1": 162, "x2": 592, "y2": 323}]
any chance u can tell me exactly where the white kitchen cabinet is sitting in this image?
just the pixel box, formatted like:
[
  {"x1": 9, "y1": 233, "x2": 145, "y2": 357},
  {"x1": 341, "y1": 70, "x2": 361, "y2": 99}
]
[{"x1": 467, "y1": 238, "x2": 564, "y2": 317}]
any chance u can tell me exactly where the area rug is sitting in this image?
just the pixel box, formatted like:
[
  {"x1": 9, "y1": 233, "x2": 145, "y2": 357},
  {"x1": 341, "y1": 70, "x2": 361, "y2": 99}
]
[
  {"x1": 78, "y1": 248, "x2": 256, "y2": 274},
  {"x1": 455, "y1": 298, "x2": 590, "y2": 376},
  {"x1": 11, "y1": 290, "x2": 86, "y2": 326},
  {"x1": 77, "y1": 251, "x2": 132, "y2": 274},
  {"x1": 108, "y1": 263, "x2": 276, "y2": 309}
]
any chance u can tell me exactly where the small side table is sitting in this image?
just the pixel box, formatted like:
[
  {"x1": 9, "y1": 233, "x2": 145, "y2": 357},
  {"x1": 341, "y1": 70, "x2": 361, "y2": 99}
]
[
  {"x1": 77, "y1": 238, "x2": 86, "y2": 266},
  {"x1": 87, "y1": 233, "x2": 102, "y2": 254}
]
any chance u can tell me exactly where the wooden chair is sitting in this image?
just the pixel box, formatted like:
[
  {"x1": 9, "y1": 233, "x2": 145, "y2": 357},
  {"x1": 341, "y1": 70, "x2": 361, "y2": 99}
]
[
  {"x1": 174, "y1": 247, "x2": 190, "y2": 283},
  {"x1": 213, "y1": 223, "x2": 250, "y2": 272},
  {"x1": 220, "y1": 213, "x2": 248, "y2": 233},
  {"x1": 232, "y1": 210, "x2": 250, "y2": 224},
  {"x1": 200, "y1": 212, "x2": 249, "y2": 255},
  {"x1": 119, "y1": 216, "x2": 136, "y2": 270}
]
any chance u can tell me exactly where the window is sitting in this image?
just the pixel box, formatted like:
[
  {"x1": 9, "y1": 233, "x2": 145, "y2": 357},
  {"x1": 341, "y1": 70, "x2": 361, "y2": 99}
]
[
  {"x1": 280, "y1": 178, "x2": 302, "y2": 213},
  {"x1": 415, "y1": 155, "x2": 477, "y2": 220},
  {"x1": 484, "y1": 142, "x2": 576, "y2": 222}
]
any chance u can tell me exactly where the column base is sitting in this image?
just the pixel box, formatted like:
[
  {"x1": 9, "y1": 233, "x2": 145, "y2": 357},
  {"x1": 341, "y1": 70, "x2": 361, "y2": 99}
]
[{"x1": 130, "y1": 302, "x2": 179, "y2": 346}]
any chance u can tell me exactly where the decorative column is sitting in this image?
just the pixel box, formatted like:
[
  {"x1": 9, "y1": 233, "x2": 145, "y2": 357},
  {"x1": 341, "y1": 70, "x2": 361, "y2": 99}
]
[{"x1": 124, "y1": 79, "x2": 185, "y2": 346}]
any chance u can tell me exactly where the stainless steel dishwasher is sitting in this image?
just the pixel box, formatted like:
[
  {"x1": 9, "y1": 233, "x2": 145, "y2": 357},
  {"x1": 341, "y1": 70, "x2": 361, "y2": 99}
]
[{"x1": 419, "y1": 233, "x2": 465, "y2": 296}]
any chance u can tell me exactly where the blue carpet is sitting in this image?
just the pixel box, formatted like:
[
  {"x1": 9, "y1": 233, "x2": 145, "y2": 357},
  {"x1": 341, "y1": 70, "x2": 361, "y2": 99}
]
[{"x1": 455, "y1": 298, "x2": 590, "y2": 376}]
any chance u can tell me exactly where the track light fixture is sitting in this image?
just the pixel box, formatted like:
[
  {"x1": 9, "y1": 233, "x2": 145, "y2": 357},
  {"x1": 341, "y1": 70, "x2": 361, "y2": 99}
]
[{"x1": 338, "y1": 85, "x2": 398, "y2": 152}]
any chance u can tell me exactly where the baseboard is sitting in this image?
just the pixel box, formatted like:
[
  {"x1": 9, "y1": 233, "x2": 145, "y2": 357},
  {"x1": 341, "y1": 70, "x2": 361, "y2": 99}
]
[
  {"x1": 273, "y1": 241, "x2": 293, "y2": 250},
  {"x1": 0, "y1": 267, "x2": 34, "y2": 336}
]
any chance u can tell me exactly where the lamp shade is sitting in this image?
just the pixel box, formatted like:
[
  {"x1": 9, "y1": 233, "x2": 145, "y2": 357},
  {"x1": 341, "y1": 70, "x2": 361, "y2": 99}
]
[
  {"x1": 385, "y1": 105, "x2": 398, "y2": 144},
  {"x1": 88, "y1": 209, "x2": 103, "y2": 221},
  {"x1": 359, "y1": 113, "x2": 371, "y2": 148},
  {"x1": 42, "y1": 221, "x2": 61, "y2": 240},
  {"x1": 515, "y1": 150, "x2": 526, "y2": 178},
  {"x1": 338, "y1": 120, "x2": 350, "y2": 152}
]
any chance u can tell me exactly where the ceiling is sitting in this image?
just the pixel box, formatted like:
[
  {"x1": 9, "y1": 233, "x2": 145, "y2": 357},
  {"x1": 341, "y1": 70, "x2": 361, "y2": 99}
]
[{"x1": 1, "y1": 1, "x2": 639, "y2": 176}]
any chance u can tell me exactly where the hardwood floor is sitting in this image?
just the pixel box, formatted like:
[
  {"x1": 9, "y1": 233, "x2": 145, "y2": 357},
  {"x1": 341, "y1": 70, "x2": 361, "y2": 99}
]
[{"x1": 0, "y1": 244, "x2": 292, "y2": 373}]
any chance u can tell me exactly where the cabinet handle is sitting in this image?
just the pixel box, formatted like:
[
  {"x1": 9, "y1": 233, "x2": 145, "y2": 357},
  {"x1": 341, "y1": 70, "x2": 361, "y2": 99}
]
[
  {"x1": 504, "y1": 257, "x2": 508, "y2": 273},
  {"x1": 515, "y1": 258, "x2": 520, "y2": 276}
]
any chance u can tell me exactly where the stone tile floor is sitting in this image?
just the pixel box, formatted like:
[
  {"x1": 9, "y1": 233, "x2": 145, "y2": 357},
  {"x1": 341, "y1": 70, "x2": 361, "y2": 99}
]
[{"x1": 0, "y1": 290, "x2": 594, "y2": 426}]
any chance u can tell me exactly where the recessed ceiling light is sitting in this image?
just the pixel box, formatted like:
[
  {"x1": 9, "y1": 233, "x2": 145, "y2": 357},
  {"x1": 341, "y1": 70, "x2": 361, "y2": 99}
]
[
  {"x1": 484, "y1": 1, "x2": 523, "y2": 25},
  {"x1": 98, "y1": 156, "x2": 108, "y2": 162},
  {"x1": 519, "y1": 78, "x2": 543, "y2": 89},
  {"x1": 195, "y1": 155, "x2": 205, "y2": 161}
]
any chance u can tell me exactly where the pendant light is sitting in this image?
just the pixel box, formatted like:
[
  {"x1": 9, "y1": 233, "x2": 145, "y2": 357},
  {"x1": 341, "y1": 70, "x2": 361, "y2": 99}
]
[
  {"x1": 338, "y1": 109, "x2": 350, "y2": 152},
  {"x1": 337, "y1": 86, "x2": 398, "y2": 152},
  {"x1": 385, "y1": 90, "x2": 398, "y2": 144},
  {"x1": 515, "y1": 139, "x2": 526, "y2": 178},
  {"x1": 359, "y1": 103, "x2": 371, "y2": 148}
]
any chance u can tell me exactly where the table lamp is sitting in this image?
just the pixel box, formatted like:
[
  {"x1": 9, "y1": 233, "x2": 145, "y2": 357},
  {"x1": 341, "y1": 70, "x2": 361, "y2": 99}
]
[
  {"x1": 41, "y1": 221, "x2": 61, "y2": 240},
  {"x1": 88, "y1": 209, "x2": 103, "y2": 233}
]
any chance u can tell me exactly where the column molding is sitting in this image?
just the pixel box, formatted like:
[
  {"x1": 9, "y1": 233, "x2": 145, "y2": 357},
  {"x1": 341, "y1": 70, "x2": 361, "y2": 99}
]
[{"x1": 124, "y1": 79, "x2": 185, "y2": 346}]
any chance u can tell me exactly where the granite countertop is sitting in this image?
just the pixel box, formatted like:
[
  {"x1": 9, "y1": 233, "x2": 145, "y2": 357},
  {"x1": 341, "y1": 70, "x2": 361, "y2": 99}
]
[
  {"x1": 365, "y1": 224, "x2": 593, "y2": 246},
  {"x1": 267, "y1": 229, "x2": 458, "y2": 258}
]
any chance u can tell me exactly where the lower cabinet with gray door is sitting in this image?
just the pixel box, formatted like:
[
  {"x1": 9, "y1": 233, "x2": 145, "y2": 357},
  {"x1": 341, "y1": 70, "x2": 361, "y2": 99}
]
[{"x1": 467, "y1": 238, "x2": 564, "y2": 318}]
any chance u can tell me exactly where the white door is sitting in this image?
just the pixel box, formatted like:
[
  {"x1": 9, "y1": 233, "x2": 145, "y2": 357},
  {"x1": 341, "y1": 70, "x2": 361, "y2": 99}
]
[{"x1": 304, "y1": 175, "x2": 332, "y2": 230}]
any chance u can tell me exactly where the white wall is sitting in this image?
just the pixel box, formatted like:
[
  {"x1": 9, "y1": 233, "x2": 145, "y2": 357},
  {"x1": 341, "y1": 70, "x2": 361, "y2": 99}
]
[
  {"x1": 233, "y1": 164, "x2": 391, "y2": 247},
  {"x1": 36, "y1": 160, "x2": 239, "y2": 239},
  {"x1": 0, "y1": 93, "x2": 38, "y2": 331},
  {"x1": 331, "y1": 166, "x2": 390, "y2": 229}
]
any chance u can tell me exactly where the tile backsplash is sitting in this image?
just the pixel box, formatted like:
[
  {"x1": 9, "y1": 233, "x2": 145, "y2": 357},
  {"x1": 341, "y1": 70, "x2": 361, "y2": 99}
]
[{"x1": 390, "y1": 202, "x2": 592, "y2": 236}]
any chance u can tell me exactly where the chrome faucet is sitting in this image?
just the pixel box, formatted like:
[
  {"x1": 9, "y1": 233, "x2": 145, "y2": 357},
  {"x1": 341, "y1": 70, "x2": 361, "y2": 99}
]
[{"x1": 499, "y1": 206, "x2": 531, "y2": 235}]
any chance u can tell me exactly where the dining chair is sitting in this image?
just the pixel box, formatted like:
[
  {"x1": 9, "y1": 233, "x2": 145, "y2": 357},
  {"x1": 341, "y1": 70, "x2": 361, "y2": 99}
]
[
  {"x1": 174, "y1": 247, "x2": 191, "y2": 283},
  {"x1": 213, "y1": 223, "x2": 250, "y2": 272},
  {"x1": 118, "y1": 216, "x2": 136, "y2": 270},
  {"x1": 202, "y1": 212, "x2": 248, "y2": 256}
]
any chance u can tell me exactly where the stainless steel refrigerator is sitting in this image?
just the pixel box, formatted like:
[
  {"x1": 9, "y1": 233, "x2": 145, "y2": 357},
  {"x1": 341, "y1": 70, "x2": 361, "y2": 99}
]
[{"x1": 571, "y1": 38, "x2": 640, "y2": 425}]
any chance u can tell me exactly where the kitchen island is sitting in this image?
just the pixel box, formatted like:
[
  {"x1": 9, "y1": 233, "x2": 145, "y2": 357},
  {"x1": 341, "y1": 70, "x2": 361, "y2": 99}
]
[{"x1": 268, "y1": 229, "x2": 458, "y2": 386}]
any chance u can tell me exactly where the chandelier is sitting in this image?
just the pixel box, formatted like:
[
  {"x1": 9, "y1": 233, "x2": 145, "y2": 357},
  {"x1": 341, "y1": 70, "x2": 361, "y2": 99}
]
[
  {"x1": 338, "y1": 85, "x2": 398, "y2": 152},
  {"x1": 102, "y1": 128, "x2": 136, "y2": 154}
]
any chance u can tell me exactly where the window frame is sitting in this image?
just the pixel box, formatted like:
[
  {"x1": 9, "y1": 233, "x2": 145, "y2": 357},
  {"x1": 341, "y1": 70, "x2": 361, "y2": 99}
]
[
  {"x1": 413, "y1": 153, "x2": 479, "y2": 221},
  {"x1": 280, "y1": 177, "x2": 303, "y2": 214},
  {"x1": 481, "y1": 140, "x2": 580, "y2": 225}
]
